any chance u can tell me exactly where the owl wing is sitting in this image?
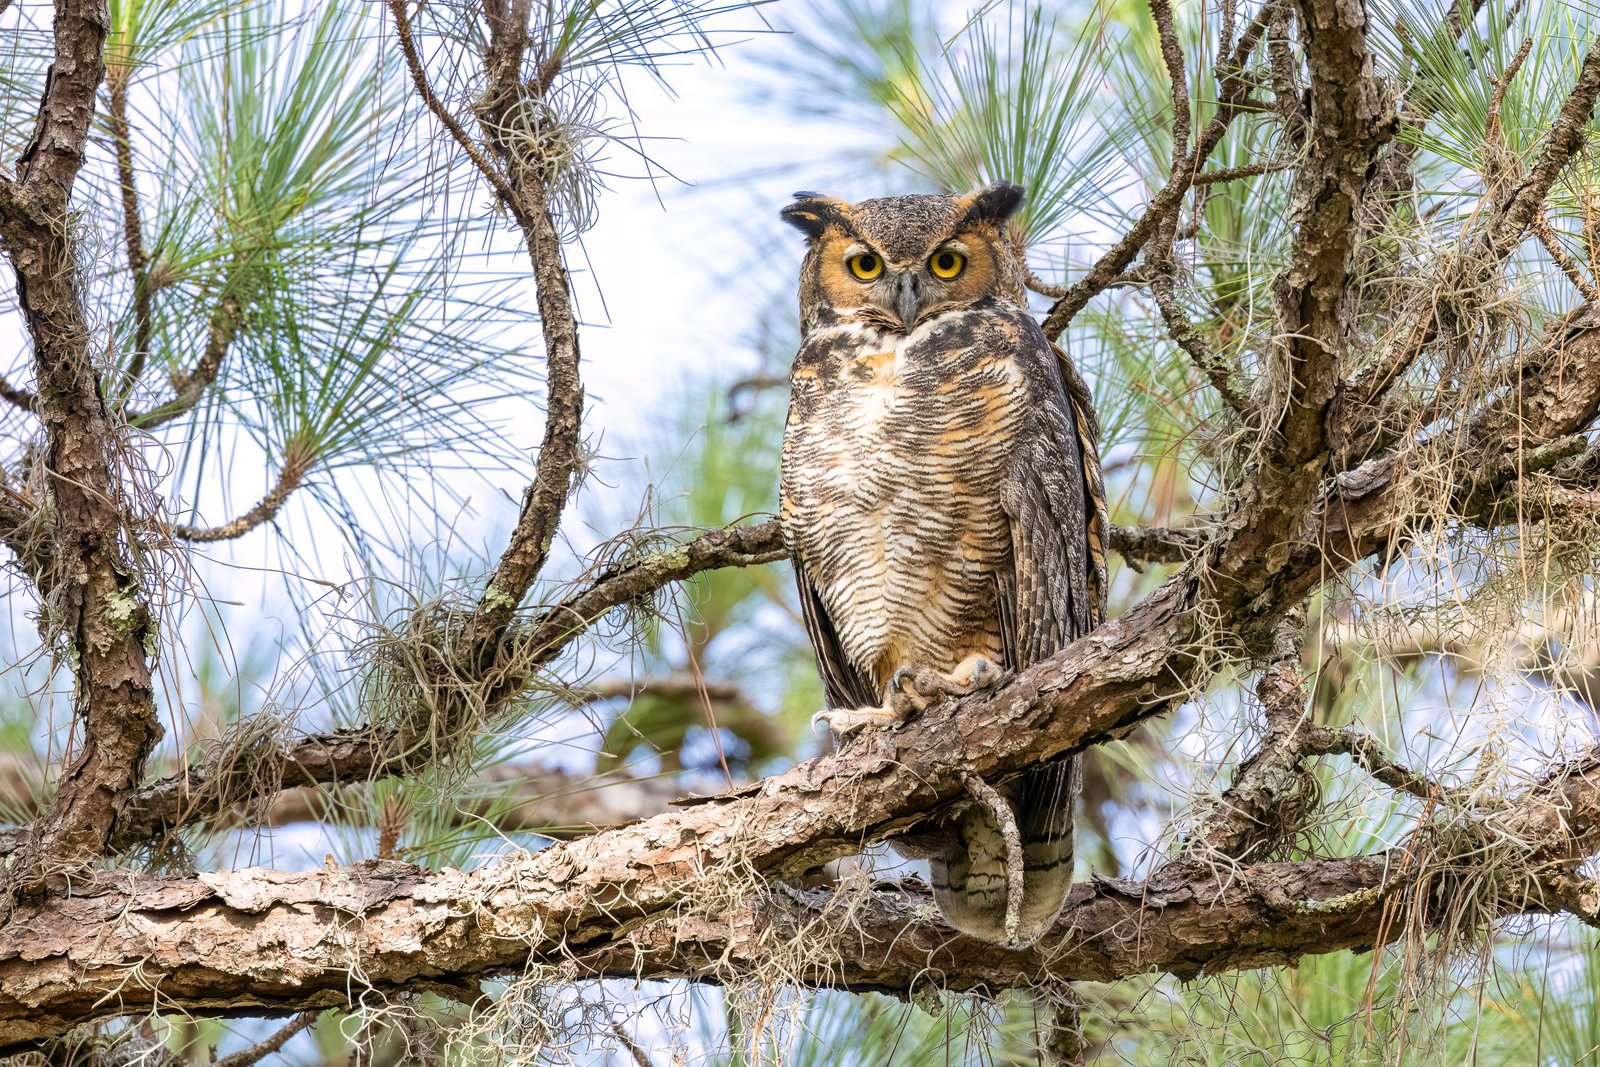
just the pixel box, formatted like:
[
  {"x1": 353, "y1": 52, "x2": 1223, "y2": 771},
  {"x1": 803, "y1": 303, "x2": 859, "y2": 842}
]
[
  {"x1": 1001, "y1": 332, "x2": 1108, "y2": 666},
  {"x1": 972, "y1": 324, "x2": 1106, "y2": 944},
  {"x1": 794, "y1": 565, "x2": 879, "y2": 709}
]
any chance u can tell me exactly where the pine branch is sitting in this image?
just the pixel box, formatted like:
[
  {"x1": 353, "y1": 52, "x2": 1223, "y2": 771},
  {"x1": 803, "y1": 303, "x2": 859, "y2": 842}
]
[
  {"x1": 105, "y1": 75, "x2": 152, "y2": 394},
  {"x1": 166, "y1": 448, "x2": 313, "y2": 543},
  {"x1": 5, "y1": 739, "x2": 1600, "y2": 1043},
  {"x1": 1039, "y1": 3, "x2": 1270, "y2": 341},
  {"x1": 0, "y1": 0, "x2": 163, "y2": 871}
]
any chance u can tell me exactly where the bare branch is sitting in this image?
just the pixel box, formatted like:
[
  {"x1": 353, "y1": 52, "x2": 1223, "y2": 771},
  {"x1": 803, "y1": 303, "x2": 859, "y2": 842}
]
[
  {"x1": 1180, "y1": 611, "x2": 1317, "y2": 861},
  {"x1": 1191, "y1": 160, "x2": 1295, "y2": 185},
  {"x1": 213, "y1": 1014, "x2": 318, "y2": 1067},
  {"x1": 132, "y1": 288, "x2": 243, "y2": 429},
  {"x1": 0, "y1": 372, "x2": 34, "y2": 412},
  {"x1": 166, "y1": 449, "x2": 313, "y2": 543},
  {"x1": 5, "y1": 742, "x2": 1600, "y2": 1042},
  {"x1": 1531, "y1": 212, "x2": 1600, "y2": 303},
  {"x1": 105, "y1": 74, "x2": 152, "y2": 392},
  {"x1": 1149, "y1": 273, "x2": 1254, "y2": 416},
  {"x1": 0, "y1": 0, "x2": 163, "y2": 869},
  {"x1": 384, "y1": 0, "x2": 520, "y2": 210},
  {"x1": 1106, "y1": 522, "x2": 1204, "y2": 567}
]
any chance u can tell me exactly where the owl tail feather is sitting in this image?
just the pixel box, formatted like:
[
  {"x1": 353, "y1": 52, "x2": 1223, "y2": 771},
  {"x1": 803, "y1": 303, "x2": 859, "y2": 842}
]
[{"x1": 927, "y1": 757, "x2": 1077, "y2": 949}]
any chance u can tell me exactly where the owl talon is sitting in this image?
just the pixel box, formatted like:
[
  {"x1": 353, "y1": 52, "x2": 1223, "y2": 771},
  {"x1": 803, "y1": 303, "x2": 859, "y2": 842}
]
[{"x1": 812, "y1": 706, "x2": 902, "y2": 738}]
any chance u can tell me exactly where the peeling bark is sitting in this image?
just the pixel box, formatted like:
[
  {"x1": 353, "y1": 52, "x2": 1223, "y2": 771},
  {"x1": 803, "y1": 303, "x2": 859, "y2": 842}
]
[
  {"x1": 3, "y1": 745, "x2": 1598, "y2": 1046},
  {"x1": 0, "y1": 0, "x2": 161, "y2": 867}
]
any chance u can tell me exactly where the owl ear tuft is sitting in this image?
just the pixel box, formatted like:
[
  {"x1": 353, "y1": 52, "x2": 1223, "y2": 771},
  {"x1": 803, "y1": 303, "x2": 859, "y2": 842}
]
[
  {"x1": 781, "y1": 193, "x2": 850, "y2": 239},
  {"x1": 959, "y1": 183, "x2": 1025, "y2": 226}
]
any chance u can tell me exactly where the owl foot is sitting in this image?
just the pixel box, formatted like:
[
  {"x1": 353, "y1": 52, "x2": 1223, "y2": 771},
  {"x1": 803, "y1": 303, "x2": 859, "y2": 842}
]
[
  {"x1": 810, "y1": 657, "x2": 1009, "y2": 740},
  {"x1": 810, "y1": 705, "x2": 902, "y2": 737},
  {"x1": 890, "y1": 655, "x2": 1009, "y2": 713}
]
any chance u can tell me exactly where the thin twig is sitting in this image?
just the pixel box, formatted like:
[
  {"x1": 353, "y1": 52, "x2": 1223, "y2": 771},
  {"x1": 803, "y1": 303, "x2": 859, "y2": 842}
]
[
  {"x1": 133, "y1": 287, "x2": 242, "y2": 429},
  {"x1": 385, "y1": 0, "x2": 520, "y2": 210},
  {"x1": 610, "y1": 1019, "x2": 653, "y2": 1067},
  {"x1": 0, "y1": 372, "x2": 34, "y2": 411},
  {"x1": 213, "y1": 1013, "x2": 317, "y2": 1067},
  {"x1": 1040, "y1": 4, "x2": 1269, "y2": 340},
  {"x1": 106, "y1": 75, "x2": 152, "y2": 395},
  {"x1": 1141, "y1": 0, "x2": 1253, "y2": 417},
  {"x1": 1023, "y1": 263, "x2": 1068, "y2": 299},
  {"x1": 1313, "y1": 727, "x2": 1455, "y2": 804},
  {"x1": 1191, "y1": 159, "x2": 1295, "y2": 185},
  {"x1": 1150, "y1": 273, "x2": 1254, "y2": 416},
  {"x1": 1531, "y1": 212, "x2": 1600, "y2": 303}
]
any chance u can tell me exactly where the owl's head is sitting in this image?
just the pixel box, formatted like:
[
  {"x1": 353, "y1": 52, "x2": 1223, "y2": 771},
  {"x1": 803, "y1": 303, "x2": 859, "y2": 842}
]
[{"x1": 781, "y1": 184, "x2": 1027, "y2": 334}]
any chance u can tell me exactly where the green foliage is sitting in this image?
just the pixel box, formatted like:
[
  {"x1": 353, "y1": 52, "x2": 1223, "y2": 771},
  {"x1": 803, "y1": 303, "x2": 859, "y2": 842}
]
[
  {"x1": 705, "y1": 987, "x2": 1040, "y2": 1067},
  {"x1": 596, "y1": 386, "x2": 806, "y2": 778}
]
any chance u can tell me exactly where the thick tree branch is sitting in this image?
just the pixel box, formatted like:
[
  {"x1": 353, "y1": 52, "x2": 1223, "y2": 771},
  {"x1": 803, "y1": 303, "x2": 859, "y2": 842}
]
[
  {"x1": 1271, "y1": 0, "x2": 1393, "y2": 463},
  {"x1": 4, "y1": 739, "x2": 1599, "y2": 1044},
  {"x1": 1106, "y1": 522, "x2": 1204, "y2": 566},
  {"x1": 0, "y1": 0, "x2": 162, "y2": 868}
]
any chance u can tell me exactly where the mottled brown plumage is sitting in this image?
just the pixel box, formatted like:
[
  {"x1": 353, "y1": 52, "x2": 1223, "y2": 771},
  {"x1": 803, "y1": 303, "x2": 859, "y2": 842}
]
[{"x1": 778, "y1": 184, "x2": 1107, "y2": 947}]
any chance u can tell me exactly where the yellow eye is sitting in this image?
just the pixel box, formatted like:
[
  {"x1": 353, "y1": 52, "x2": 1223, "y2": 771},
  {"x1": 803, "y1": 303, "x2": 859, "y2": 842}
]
[
  {"x1": 847, "y1": 253, "x2": 883, "y2": 281},
  {"x1": 930, "y1": 250, "x2": 966, "y2": 279}
]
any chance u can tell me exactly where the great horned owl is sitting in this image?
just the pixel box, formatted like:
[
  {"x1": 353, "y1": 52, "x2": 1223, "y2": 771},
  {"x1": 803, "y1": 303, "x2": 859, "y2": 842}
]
[{"x1": 778, "y1": 184, "x2": 1107, "y2": 948}]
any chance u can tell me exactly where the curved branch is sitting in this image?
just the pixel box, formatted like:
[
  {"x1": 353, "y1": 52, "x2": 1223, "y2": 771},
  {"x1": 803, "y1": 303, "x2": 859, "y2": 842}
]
[
  {"x1": 166, "y1": 450, "x2": 312, "y2": 543},
  {"x1": 106, "y1": 76, "x2": 152, "y2": 391},
  {"x1": 132, "y1": 288, "x2": 242, "y2": 429}
]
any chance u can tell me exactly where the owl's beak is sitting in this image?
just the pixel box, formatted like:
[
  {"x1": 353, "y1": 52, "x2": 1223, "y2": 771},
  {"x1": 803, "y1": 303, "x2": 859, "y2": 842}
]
[{"x1": 894, "y1": 273, "x2": 920, "y2": 332}]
